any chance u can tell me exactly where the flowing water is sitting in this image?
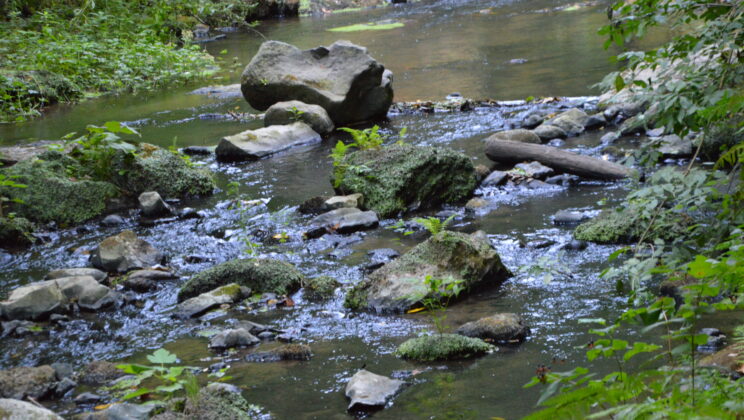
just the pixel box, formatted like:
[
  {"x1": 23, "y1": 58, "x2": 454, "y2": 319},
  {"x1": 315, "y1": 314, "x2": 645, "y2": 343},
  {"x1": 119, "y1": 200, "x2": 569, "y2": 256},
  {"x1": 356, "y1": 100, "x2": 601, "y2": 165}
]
[{"x1": 0, "y1": 0, "x2": 680, "y2": 418}]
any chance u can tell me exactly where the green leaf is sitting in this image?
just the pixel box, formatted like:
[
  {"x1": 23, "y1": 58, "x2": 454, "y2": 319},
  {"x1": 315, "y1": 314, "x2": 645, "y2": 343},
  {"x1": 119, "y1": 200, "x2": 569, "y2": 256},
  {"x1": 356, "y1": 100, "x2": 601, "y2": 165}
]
[
  {"x1": 147, "y1": 348, "x2": 177, "y2": 364},
  {"x1": 122, "y1": 387, "x2": 152, "y2": 401}
]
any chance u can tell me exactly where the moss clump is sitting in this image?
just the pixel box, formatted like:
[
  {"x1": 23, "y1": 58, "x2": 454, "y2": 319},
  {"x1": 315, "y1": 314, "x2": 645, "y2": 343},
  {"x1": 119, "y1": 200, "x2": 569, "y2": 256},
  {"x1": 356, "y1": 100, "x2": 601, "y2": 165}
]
[
  {"x1": 0, "y1": 216, "x2": 35, "y2": 249},
  {"x1": 396, "y1": 334, "x2": 493, "y2": 362},
  {"x1": 178, "y1": 258, "x2": 305, "y2": 302},
  {"x1": 343, "y1": 286, "x2": 368, "y2": 310},
  {"x1": 334, "y1": 144, "x2": 476, "y2": 218},
  {"x1": 111, "y1": 145, "x2": 214, "y2": 198},
  {"x1": 211, "y1": 283, "x2": 244, "y2": 299},
  {"x1": 573, "y1": 210, "x2": 641, "y2": 244},
  {"x1": 0, "y1": 152, "x2": 119, "y2": 225},
  {"x1": 303, "y1": 276, "x2": 339, "y2": 301},
  {"x1": 181, "y1": 386, "x2": 257, "y2": 420}
]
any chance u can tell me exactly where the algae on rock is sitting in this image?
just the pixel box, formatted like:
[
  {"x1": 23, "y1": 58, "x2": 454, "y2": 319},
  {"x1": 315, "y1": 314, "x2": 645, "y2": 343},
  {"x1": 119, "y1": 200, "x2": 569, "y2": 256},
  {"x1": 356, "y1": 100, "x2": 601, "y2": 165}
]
[
  {"x1": 396, "y1": 334, "x2": 493, "y2": 362},
  {"x1": 0, "y1": 216, "x2": 35, "y2": 248}
]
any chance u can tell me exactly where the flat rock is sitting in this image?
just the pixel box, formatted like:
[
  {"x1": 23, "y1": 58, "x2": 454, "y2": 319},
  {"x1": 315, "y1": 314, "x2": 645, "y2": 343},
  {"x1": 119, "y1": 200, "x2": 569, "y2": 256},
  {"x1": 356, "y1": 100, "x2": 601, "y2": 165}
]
[
  {"x1": 345, "y1": 369, "x2": 405, "y2": 410},
  {"x1": 0, "y1": 398, "x2": 63, "y2": 419},
  {"x1": 533, "y1": 124, "x2": 567, "y2": 141},
  {"x1": 175, "y1": 283, "x2": 250, "y2": 318},
  {"x1": 122, "y1": 269, "x2": 178, "y2": 292},
  {"x1": 0, "y1": 365, "x2": 57, "y2": 399},
  {"x1": 552, "y1": 210, "x2": 590, "y2": 225},
  {"x1": 324, "y1": 193, "x2": 363, "y2": 210},
  {"x1": 264, "y1": 100, "x2": 334, "y2": 134},
  {"x1": 306, "y1": 207, "x2": 379, "y2": 239},
  {"x1": 216, "y1": 122, "x2": 321, "y2": 162},
  {"x1": 90, "y1": 230, "x2": 163, "y2": 273},
  {"x1": 481, "y1": 170, "x2": 508, "y2": 187},
  {"x1": 514, "y1": 161, "x2": 554, "y2": 180},
  {"x1": 189, "y1": 84, "x2": 242, "y2": 99},
  {"x1": 455, "y1": 313, "x2": 530, "y2": 343},
  {"x1": 45, "y1": 268, "x2": 107, "y2": 283},
  {"x1": 486, "y1": 129, "x2": 541, "y2": 144},
  {"x1": 545, "y1": 108, "x2": 589, "y2": 136},
  {"x1": 209, "y1": 328, "x2": 260, "y2": 349}
]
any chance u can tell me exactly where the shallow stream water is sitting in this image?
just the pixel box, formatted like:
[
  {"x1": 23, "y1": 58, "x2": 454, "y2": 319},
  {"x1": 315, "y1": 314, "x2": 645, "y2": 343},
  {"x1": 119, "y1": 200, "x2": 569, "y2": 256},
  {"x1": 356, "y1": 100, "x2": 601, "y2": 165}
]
[{"x1": 0, "y1": 0, "x2": 685, "y2": 418}]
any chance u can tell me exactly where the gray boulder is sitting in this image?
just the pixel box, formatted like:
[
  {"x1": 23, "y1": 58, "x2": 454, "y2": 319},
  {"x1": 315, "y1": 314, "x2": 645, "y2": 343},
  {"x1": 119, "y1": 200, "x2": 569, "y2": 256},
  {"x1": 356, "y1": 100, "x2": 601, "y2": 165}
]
[
  {"x1": 481, "y1": 170, "x2": 508, "y2": 187},
  {"x1": 345, "y1": 370, "x2": 404, "y2": 410},
  {"x1": 656, "y1": 134, "x2": 693, "y2": 158},
  {"x1": 215, "y1": 122, "x2": 321, "y2": 162},
  {"x1": 552, "y1": 210, "x2": 590, "y2": 225},
  {"x1": 0, "y1": 398, "x2": 63, "y2": 419},
  {"x1": 138, "y1": 191, "x2": 173, "y2": 218},
  {"x1": 122, "y1": 269, "x2": 178, "y2": 292},
  {"x1": 90, "y1": 230, "x2": 163, "y2": 273},
  {"x1": 533, "y1": 124, "x2": 567, "y2": 141},
  {"x1": 346, "y1": 231, "x2": 511, "y2": 312},
  {"x1": 514, "y1": 161, "x2": 554, "y2": 180},
  {"x1": 324, "y1": 193, "x2": 363, "y2": 210},
  {"x1": 174, "y1": 283, "x2": 250, "y2": 318},
  {"x1": 241, "y1": 40, "x2": 393, "y2": 126},
  {"x1": 264, "y1": 100, "x2": 334, "y2": 134},
  {"x1": 305, "y1": 207, "x2": 379, "y2": 238},
  {"x1": 455, "y1": 313, "x2": 530, "y2": 343},
  {"x1": 55, "y1": 276, "x2": 117, "y2": 311},
  {"x1": 486, "y1": 129, "x2": 541, "y2": 144},
  {"x1": 0, "y1": 365, "x2": 57, "y2": 399},
  {"x1": 209, "y1": 328, "x2": 260, "y2": 349},
  {"x1": 545, "y1": 108, "x2": 589, "y2": 136},
  {"x1": 45, "y1": 268, "x2": 107, "y2": 283}
]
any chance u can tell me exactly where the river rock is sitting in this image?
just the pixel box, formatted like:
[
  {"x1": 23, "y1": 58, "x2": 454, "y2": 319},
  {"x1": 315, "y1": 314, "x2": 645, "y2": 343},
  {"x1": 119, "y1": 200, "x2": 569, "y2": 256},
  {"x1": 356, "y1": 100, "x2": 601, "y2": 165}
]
[
  {"x1": 0, "y1": 398, "x2": 63, "y2": 419},
  {"x1": 303, "y1": 276, "x2": 339, "y2": 300},
  {"x1": 465, "y1": 197, "x2": 489, "y2": 212},
  {"x1": 699, "y1": 342, "x2": 744, "y2": 375},
  {"x1": 545, "y1": 174, "x2": 581, "y2": 186},
  {"x1": 345, "y1": 369, "x2": 405, "y2": 410},
  {"x1": 657, "y1": 134, "x2": 693, "y2": 158},
  {"x1": 334, "y1": 144, "x2": 476, "y2": 218},
  {"x1": 474, "y1": 164, "x2": 491, "y2": 181},
  {"x1": 55, "y1": 276, "x2": 117, "y2": 311},
  {"x1": 0, "y1": 365, "x2": 57, "y2": 399},
  {"x1": 455, "y1": 313, "x2": 530, "y2": 343},
  {"x1": 178, "y1": 258, "x2": 304, "y2": 301},
  {"x1": 552, "y1": 210, "x2": 590, "y2": 225},
  {"x1": 78, "y1": 361, "x2": 124, "y2": 386},
  {"x1": 90, "y1": 230, "x2": 164, "y2": 273},
  {"x1": 396, "y1": 334, "x2": 494, "y2": 361},
  {"x1": 514, "y1": 161, "x2": 554, "y2": 180},
  {"x1": 305, "y1": 208, "x2": 379, "y2": 238},
  {"x1": 241, "y1": 40, "x2": 393, "y2": 125},
  {"x1": 0, "y1": 141, "x2": 68, "y2": 167},
  {"x1": 175, "y1": 283, "x2": 250, "y2": 318},
  {"x1": 138, "y1": 191, "x2": 174, "y2": 218},
  {"x1": 216, "y1": 122, "x2": 321, "y2": 162},
  {"x1": 365, "y1": 248, "x2": 400, "y2": 272},
  {"x1": 209, "y1": 328, "x2": 260, "y2": 349},
  {"x1": 101, "y1": 214, "x2": 126, "y2": 226},
  {"x1": 149, "y1": 384, "x2": 256, "y2": 420},
  {"x1": 346, "y1": 231, "x2": 511, "y2": 312},
  {"x1": 573, "y1": 209, "x2": 641, "y2": 244},
  {"x1": 324, "y1": 193, "x2": 363, "y2": 210},
  {"x1": 584, "y1": 113, "x2": 607, "y2": 129},
  {"x1": 481, "y1": 170, "x2": 508, "y2": 187},
  {"x1": 122, "y1": 269, "x2": 178, "y2": 292},
  {"x1": 0, "y1": 280, "x2": 65, "y2": 320},
  {"x1": 79, "y1": 402, "x2": 158, "y2": 420},
  {"x1": 264, "y1": 100, "x2": 334, "y2": 134},
  {"x1": 45, "y1": 268, "x2": 107, "y2": 283},
  {"x1": 0, "y1": 216, "x2": 36, "y2": 249},
  {"x1": 246, "y1": 343, "x2": 313, "y2": 362},
  {"x1": 522, "y1": 113, "x2": 544, "y2": 129},
  {"x1": 544, "y1": 108, "x2": 589, "y2": 136},
  {"x1": 600, "y1": 131, "x2": 621, "y2": 144},
  {"x1": 486, "y1": 129, "x2": 541, "y2": 144},
  {"x1": 533, "y1": 124, "x2": 567, "y2": 141}
]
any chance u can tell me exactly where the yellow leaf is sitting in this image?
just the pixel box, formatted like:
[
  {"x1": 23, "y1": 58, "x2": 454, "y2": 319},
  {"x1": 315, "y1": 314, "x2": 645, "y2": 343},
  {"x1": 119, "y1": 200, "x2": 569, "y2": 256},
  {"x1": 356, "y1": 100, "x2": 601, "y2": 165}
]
[
  {"x1": 95, "y1": 404, "x2": 112, "y2": 411},
  {"x1": 406, "y1": 307, "x2": 426, "y2": 314}
]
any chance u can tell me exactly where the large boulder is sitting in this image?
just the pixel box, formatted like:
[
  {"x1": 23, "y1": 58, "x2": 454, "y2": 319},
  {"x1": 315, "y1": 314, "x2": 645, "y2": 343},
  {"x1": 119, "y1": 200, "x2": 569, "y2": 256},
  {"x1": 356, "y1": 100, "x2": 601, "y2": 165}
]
[
  {"x1": 396, "y1": 334, "x2": 494, "y2": 362},
  {"x1": 455, "y1": 313, "x2": 530, "y2": 343},
  {"x1": 0, "y1": 398, "x2": 63, "y2": 419},
  {"x1": 345, "y1": 231, "x2": 511, "y2": 312},
  {"x1": 178, "y1": 258, "x2": 304, "y2": 302},
  {"x1": 345, "y1": 370, "x2": 404, "y2": 410},
  {"x1": 264, "y1": 100, "x2": 334, "y2": 134},
  {"x1": 241, "y1": 40, "x2": 393, "y2": 125},
  {"x1": 90, "y1": 230, "x2": 164, "y2": 273},
  {"x1": 0, "y1": 365, "x2": 57, "y2": 399},
  {"x1": 216, "y1": 122, "x2": 321, "y2": 162},
  {"x1": 334, "y1": 144, "x2": 476, "y2": 218}
]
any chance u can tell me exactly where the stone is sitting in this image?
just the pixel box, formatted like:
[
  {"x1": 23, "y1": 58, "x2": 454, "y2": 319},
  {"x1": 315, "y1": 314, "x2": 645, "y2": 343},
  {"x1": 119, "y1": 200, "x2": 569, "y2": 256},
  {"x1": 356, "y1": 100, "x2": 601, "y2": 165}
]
[
  {"x1": 209, "y1": 328, "x2": 260, "y2": 349},
  {"x1": 178, "y1": 258, "x2": 304, "y2": 302},
  {"x1": 122, "y1": 269, "x2": 178, "y2": 292},
  {"x1": 533, "y1": 124, "x2": 567, "y2": 141},
  {"x1": 303, "y1": 276, "x2": 339, "y2": 301},
  {"x1": 45, "y1": 268, "x2": 107, "y2": 283},
  {"x1": 298, "y1": 196, "x2": 330, "y2": 215},
  {"x1": 138, "y1": 191, "x2": 173, "y2": 218},
  {"x1": 78, "y1": 361, "x2": 124, "y2": 386},
  {"x1": 514, "y1": 161, "x2": 554, "y2": 180},
  {"x1": 101, "y1": 214, "x2": 126, "y2": 226},
  {"x1": 545, "y1": 174, "x2": 581, "y2": 186},
  {"x1": 324, "y1": 193, "x2": 363, "y2": 210},
  {"x1": 522, "y1": 113, "x2": 544, "y2": 129},
  {"x1": 0, "y1": 280, "x2": 66, "y2": 320},
  {"x1": 601, "y1": 132, "x2": 621, "y2": 145},
  {"x1": 396, "y1": 334, "x2": 493, "y2": 362},
  {"x1": 55, "y1": 276, "x2": 117, "y2": 311},
  {"x1": 552, "y1": 210, "x2": 590, "y2": 225},
  {"x1": 264, "y1": 100, "x2": 334, "y2": 135},
  {"x1": 216, "y1": 122, "x2": 321, "y2": 162},
  {"x1": 0, "y1": 365, "x2": 57, "y2": 399},
  {"x1": 562, "y1": 239, "x2": 588, "y2": 251},
  {"x1": 544, "y1": 108, "x2": 589, "y2": 136},
  {"x1": 346, "y1": 231, "x2": 511, "y2": 312},
  {"x1": 485, "y1": 129, "x2": 541, "y2": 144},
  {"x1": 473, "y1": 164, "x2": 491, "y2": 182},
  {"x1": 455, "y1": 313, "x2": 530, "y2": 343},
  {"x1": 364, "y1": 248, "x2": 400, "y2": 272},
  {"x1": 481, "y1": 170, "x2": 508, "y2": 187},
  {"x1": 54, "y1": 377, "x2": 76, "y2": 397},
  {"x1": 0, "y1": 398, "x2": 63, "y2": 419},
  {"x1": 79, "y1": 402, "x2": 158, "y2": 420},
  {"x1": 181, "y1": 146, "x2": 215, "y2": 156},
  {"x1": 0, "y1": 141, "x2": 69, "y2": 167},
  {"x1": 75, "y1": 392, "x2": 102, "y2": 404},
  {"x1": 465, "y1": 197, "x2": 489, "y2": 211},
  {"x1": 241, "y1": 40, "x2": 393, "y2": 125},
  {"x1": 657, "y1": 134, "x2": 693, "y2": 158},
  {"x1": 174, "y1": 283, "x2": 250, "y2": 318},
  {"x1": 305, "y1": 208, "x2": 379, "y2": 239},
  {"x1": 334, "y1": 144, "x2": 476, "y2": 218},
  {"x1": 0, "y1": 216, "x2": 35, "y2": 249},
  {"x1": 584, "y1": 113, "x2": 607, "y2": 130},
  {"x1": 573, "y1": 210, "x2": 642, "y2": 244},
  {"x1": 699, "y1": 342, "x2": 744, "y2": 376},
  {"x1": 245, "y1": 343, "x2": 313, "y2": 362},
  {"x1": 189, "y1": 84, "x2": 242, "y2": 99},
  {"x1": 90, "y1": 230, "x2": 164, "y2": 273},
  {"x1": 345, "y1": 369, "x2": 405, "y2": 410}
]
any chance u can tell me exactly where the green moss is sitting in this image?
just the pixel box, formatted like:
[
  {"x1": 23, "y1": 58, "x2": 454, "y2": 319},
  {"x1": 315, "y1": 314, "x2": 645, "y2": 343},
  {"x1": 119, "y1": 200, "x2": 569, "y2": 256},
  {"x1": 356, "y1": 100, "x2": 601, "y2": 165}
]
[
  {"x1": 304, "y1": 276, "x2": 339, "y2": 301},
  {"x1": 396, "y1": 334, "x2": 493, "y2": 362},
  {"x1": 573, "y1": 210, "x2": 642, "y2": 244},
  {"x1": 211, "y1": 283, "x2": 243, "y2": 298},
  {"x1": 0, "y1": 216, "x2": 36, "y2": 248},
  {"x1": 334, "y1": 145, "x2": 476, "y2": 218},
  {"x1": 111, "y1": 145, "x2": 214, "y2": 198},
  {"x1": 183, "y1": 387, "x2": 255, "y2": 420},
  {"x1": 343, "y1": 286, "x2": 368, "y2": 310},
  {"x1": 178, "y1": 258, "x2": 304, "y2": 302},
  {"x1": 0, "y1": 152, "x2": 119, "y2": 225}
]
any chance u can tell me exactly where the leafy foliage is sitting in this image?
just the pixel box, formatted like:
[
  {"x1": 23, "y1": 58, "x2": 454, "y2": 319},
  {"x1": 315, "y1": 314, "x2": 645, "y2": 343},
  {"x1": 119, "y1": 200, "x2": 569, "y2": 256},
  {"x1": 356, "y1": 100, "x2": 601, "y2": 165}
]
[
  {"x1": 413, "y1": 214, "x2": 456, "y2": 236},
  {"x1": 330, "y1": 125, "x2": 406, "y2": 187},
  {"x1": 415, "y1": 275, "x2": 465, "y2": 335},
  {"x1": 0, "y1": 173, "x2": 27, "y2": 217}
]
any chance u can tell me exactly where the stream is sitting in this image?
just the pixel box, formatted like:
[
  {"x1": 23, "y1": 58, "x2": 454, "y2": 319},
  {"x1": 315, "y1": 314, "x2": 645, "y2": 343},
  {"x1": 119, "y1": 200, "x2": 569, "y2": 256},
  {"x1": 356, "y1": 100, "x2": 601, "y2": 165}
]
[{"x1": 0, "y1": 0, "x2": 679, "y2": 418}]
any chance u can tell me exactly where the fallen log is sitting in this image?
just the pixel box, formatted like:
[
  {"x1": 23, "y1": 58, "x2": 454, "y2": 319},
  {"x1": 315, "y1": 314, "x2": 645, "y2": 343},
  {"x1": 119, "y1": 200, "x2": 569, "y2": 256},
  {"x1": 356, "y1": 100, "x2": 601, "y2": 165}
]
[{"x1": 485, "y1": 139, "x2": 632, "y2": 180}]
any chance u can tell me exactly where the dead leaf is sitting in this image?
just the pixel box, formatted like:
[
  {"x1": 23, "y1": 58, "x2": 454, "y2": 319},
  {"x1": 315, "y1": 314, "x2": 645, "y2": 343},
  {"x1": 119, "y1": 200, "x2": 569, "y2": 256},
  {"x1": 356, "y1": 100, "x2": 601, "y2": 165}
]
[{"x1": 406, "y1": 307, "x2": 425, "y2": 314}]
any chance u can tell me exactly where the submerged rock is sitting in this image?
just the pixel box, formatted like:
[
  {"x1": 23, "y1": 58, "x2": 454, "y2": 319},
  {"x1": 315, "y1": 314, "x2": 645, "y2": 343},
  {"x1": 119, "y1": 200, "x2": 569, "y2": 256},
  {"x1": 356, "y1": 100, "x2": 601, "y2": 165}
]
[
  {"x1": 396, "y1": 334, "x2": 494, "y2": 361},
  {"x1": 346, "y1": 231, "x2": 510, "y2": 312},
  {"x1": 334, "y1": 144, "x2": 476, "y2": 218},
  {"x1": 455, "y1": 313, "x2": 530, "y2": 343},
  {"x1": 365, "y1": 248, "x2": 400, "y2": 272},
  {"x1": 90, "y1": 230, "x2": 164, "y2": 273},
  {"x1": 0, "y1": 398, "x2": 63, "y2": 419},
  {"x1": 209, "y1": 328, "x2": 260, "y2": 349},
  {"x1": 699, "y1": 342, "x2": 744, "y2": 376},
  {"x1": 264, "y1": 100, "x2": 334, "y2": 134},
  {"x1": 345, "y1": 369, "x2": 405, "y2": 410},
  {"x1": 178, "y1": 258, "x2": 304, "y2": 301},
  {"x1": 216, "y1": 122, "x2": 321, "y2": 162},
  {"x1": 486, "y1": 129, "x2": 541, "y2": 144},
  {"x1": 305, "y1": 207, "x2": 379, "y2": 238},
  {"x1": 149, "y1": 383, "x2": 260, "y2": 420},
  {"x1": 241, "y1": 40, "x2": 393, "y2": 125},
  {"x1": 175, "y1": 283, "x2": 250, "y2": 318},
  {"x1": 0, "y1": 365, "x2": 57, "y2": 399}
]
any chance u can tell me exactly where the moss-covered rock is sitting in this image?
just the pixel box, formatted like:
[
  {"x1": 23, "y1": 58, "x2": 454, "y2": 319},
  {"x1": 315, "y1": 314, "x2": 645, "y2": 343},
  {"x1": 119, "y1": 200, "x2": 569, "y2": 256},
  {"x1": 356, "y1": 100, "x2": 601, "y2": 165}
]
[
  {"x1": 178, "y1": 258, "x2": 304, "y2": 302},
  {"x1": 303, "y1": 276, "x2": 339, "y2": 301},
  {"x1": 1, "y1": 70, "x2": 82, "y2": 107},
  {"x1": 0, "y1": 216, "x2": 35, "y2": 249},
  {"x1": 111, "y1": 144, "x2": 214, "y2": 198},
  {"x1": 573, "y1": 209, "x2": 641, "y2": 244},
  {"x1": 151, "y1": 384, "x2": 263, "y2": 420},
  {"x1": 334, "y1": 144, "x2": 476, "y2": 218},
  {"x1": 345, "y1": 231, "x2": 511, "y2": 312},
  {"x1": 396, "y1": 334, "x2": 493, "y2": 362},
  {"x1": 0, "y1": 152, "x2": 119, "y2": 225}
]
